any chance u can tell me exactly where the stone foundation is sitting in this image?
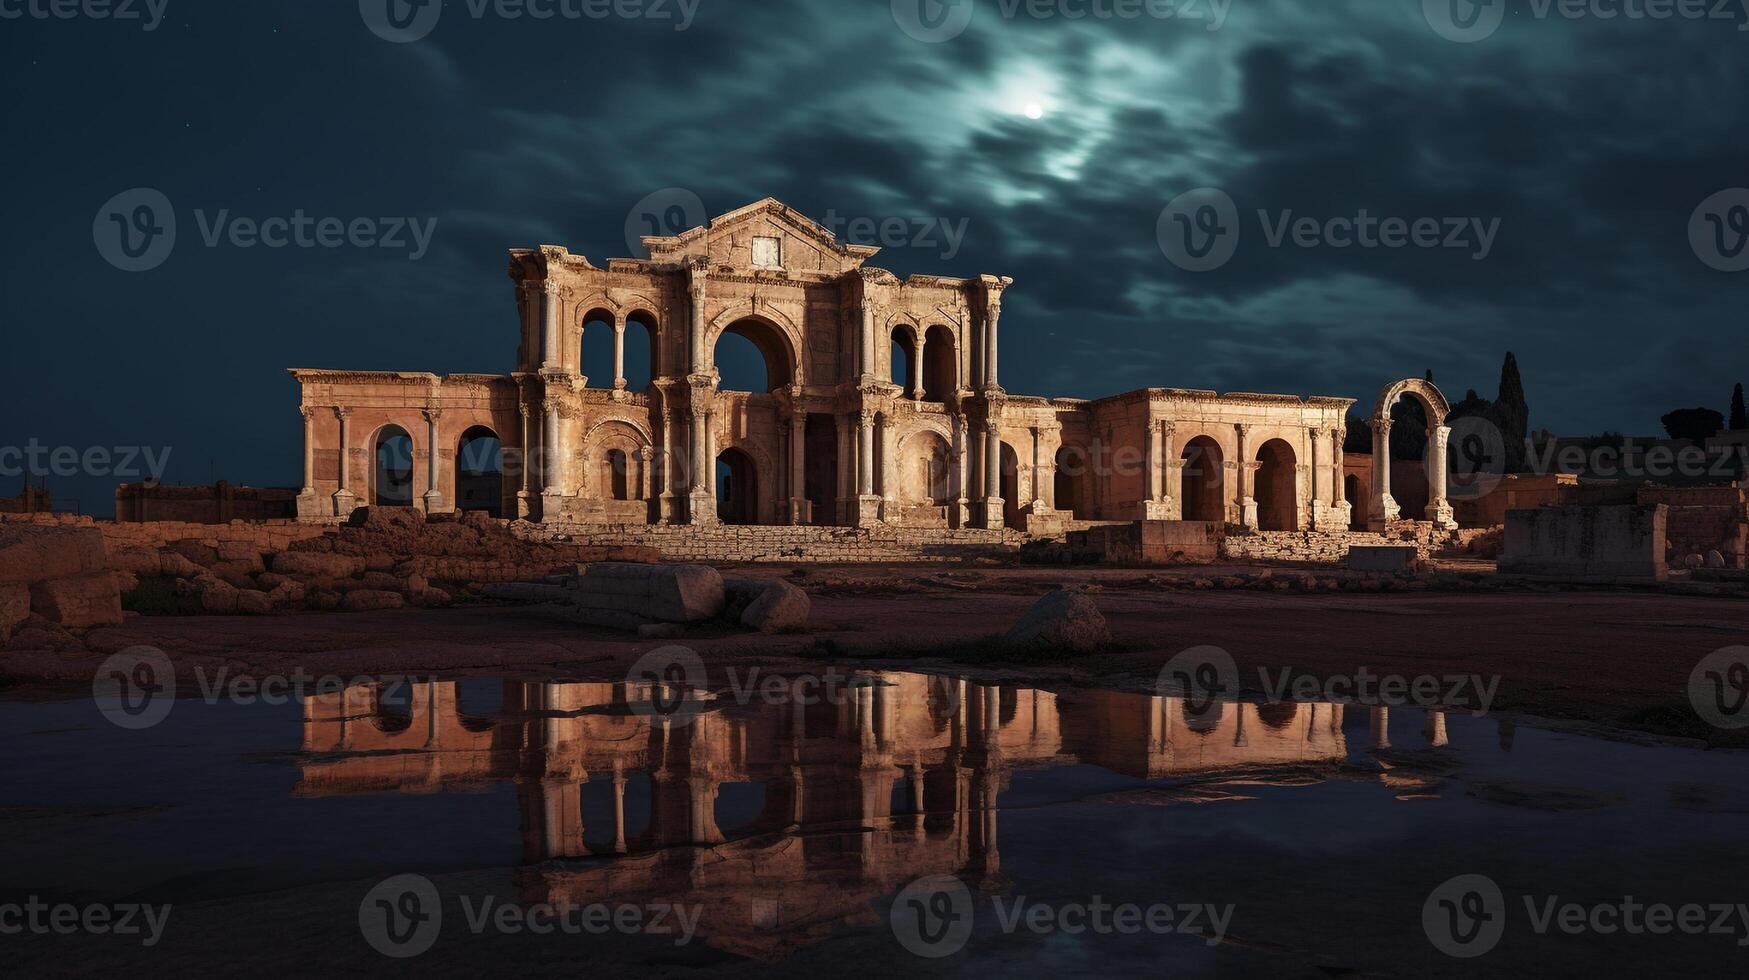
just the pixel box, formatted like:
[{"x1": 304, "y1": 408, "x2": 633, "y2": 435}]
[{"x1": 523, "y1": 522, "x2": 1028, "y2": 564}]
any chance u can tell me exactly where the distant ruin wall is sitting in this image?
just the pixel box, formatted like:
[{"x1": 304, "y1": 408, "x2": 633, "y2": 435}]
[{"x1": 1499, "y1": 504, "x2": 1668, "y2": 581}]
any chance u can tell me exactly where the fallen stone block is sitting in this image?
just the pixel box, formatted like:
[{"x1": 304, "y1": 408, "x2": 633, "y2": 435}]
[
  {"x1": 29, "y1": 572, "x2": 124, "y2": 628},
  {"x1": 235, "y1": 590, "x2": 273, "y2": 616},
  {"x1": 1004, "y1": 589, "x2": 1110, "y2": 654},
  {"x1": 1345, "y1": 546, "x2": 1418, "y2": 573},
  {"x1": 160, "y1": 552, "x2": 200, "y2": 579},
  {"x1": 271, "y1": 551, "x2": 366, "y2": 580},
  {"x1": 577, "y1": 563, "x2": 724, "y2": 623},
  {"x1": 730, "y1": 578, "x2": 811, "y2": 633}
]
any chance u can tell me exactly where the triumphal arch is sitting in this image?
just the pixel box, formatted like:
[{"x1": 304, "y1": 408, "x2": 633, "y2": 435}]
[{"x1": 292, "y1": 198, "x2": 1354, "y2": 533}]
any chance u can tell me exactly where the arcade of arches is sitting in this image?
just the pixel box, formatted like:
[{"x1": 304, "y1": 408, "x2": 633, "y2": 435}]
[{"x1": 293, "y1": 200, "x2": 1454, "y2": 538}]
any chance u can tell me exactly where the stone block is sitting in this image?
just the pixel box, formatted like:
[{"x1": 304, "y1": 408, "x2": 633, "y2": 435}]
[
  {"x1": 1345, "y1": 546, "x2": 1418, "y2": 573},
  {"x1": 578, "y1": 563, "x2": 724, "y2": 623},
  {"x1": 740, "y1": 579, "x2": 811, "y2": 633},
  {"x1": 29, "y1": 572, "x2": 124, "y2": 628},
  {"x1": 1005, "y1": 589, "x2": 1110, "y2": 653},
  {"x1": 1500, "y1": 504, "x2": 1668, "y2": 581},
  {"x1": 271, "y1": 551, "x2": 366, "y2": 579},
  {"x1": 341, "y1": 590, "x2": 405, "y2": 612},
  {"x1": 0, "y1": 525, "x2": 109, "y2": 585}
]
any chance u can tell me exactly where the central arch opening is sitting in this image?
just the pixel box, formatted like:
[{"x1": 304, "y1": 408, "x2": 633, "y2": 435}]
[
  {"x1": 714, "y1": 317, "x2": 795, "y2": 393},
  {"x1": 373, "y1": 425, "x2": 414, "y2": 506},
  {"x1": 922, "y1": 325, "x2": 956, "y2": 402},
  {"x1": 1181, "y1": 436, "x2": 1224, "y2": 523},
  {"x1": 716, "y1": 447, "x2": 759, "y2": 525},
  {"x1": 455, "y1": 426, "x2": 504, "y2": 518}
]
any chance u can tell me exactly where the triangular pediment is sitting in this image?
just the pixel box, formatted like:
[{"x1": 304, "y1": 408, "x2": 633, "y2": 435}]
[{"x1": 642, "y1": 198, "x2": 879, "y2": 276}]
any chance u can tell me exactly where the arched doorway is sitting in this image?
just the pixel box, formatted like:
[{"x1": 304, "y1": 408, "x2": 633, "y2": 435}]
[
  {"x1": 455, "y1": 426, "x2": 504, "y2": 518},
  {"x1": 606, "y1": 449, "x2": 632, "y2": 500},
  {"x1": 714, "y1": 317, "x2": 795, "y2": 393},
  {"x1": 1345, "y1": 474, "x2": 1365, "y2": 530},
  {"x1": 578, "y1": 307, "x2": 616, "y2": 387},
  {"x1": 1000, "y1": 442, "x2": 1022, "y2": 528},
  {"x1": 1255, "y1": 438, "x2": 1298, "y2": 531},
  {"x1": 1180, "y1": 436, "x2": 1224, "y2": 523},
  {"x1": 922, "y1": 325, "x2": 956, "y2": 401},
  {"x1": 716, "y1": 447, "x2": 758, "y2": 525},
  {"x1": 373, "y1": 425, "x2": 414, "y2": 506},
  {"x1": 622, "y1": 310, "x2": 658, "y2": 390}
]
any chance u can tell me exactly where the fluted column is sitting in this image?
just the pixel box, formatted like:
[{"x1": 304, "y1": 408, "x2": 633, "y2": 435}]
[
  {"x1": 983, "y1": 422, "x2": 1003, "y2": 529},
  {"x1": 422, "y1": 408, "x2": 445, "y2": 513},
  {"x1": 638, "y1": 447, "x2": 654, "y2": 507},
  {"x1": 859, "y1": 302, "x2": 876, "y2": 381},
  {"x1": 952, "y1": 414, "x2": 970, "y2": 528},
  {"x1": 541, "y1": 279, "x2": 560, "y2": 370},
  {"x1": 687, "y1": 261, "x2": 707, "y2": 375},
  {"x1": 879, "y1": 412, "x2": 897, "y2": 518},
  {"x1": 985, "y1": 301, "x2": 1001, "y2": 389},
  {"x1": 912, "y1": 335, "x2": 926, "y2": 400},
  {"x1": 1236, "y1": 422, "x2": 1258, "y2": 529},
  {"x1": 543, "y1": 399, "x2": 562, "y2": 521}
]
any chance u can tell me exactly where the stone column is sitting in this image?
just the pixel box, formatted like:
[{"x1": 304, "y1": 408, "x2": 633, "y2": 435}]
[
  {"x1": 952, "y1": 414, "x2": 970, "y2": 528},
  {"x1": 879, "y1": 412, "x2": 897, "y2": 519},
  {"x1": 983, "y1": 422, "x2": 1003, "y2": 529},
  {"x1": 299, "y1": 408, "x2": 316, "y2": 493},
  {"x1": 541, "y1": 279, "x2": 560, "y2": 370},
  {"x1": 611, "y1": 768, "x2": 629, "y2": 854},
  {"x1": 858, "y1": 411, "x2": 875, "y2": 496},
  {"x1": 912, "y1": 334, "x2": 926, "y2": 400},
  {"x1": 1308, "y1": 426, "x2": 1327, "y2": 530},
  {"x1": 1143, "y1": 418, "x2": 1158, "y2": 504},
  {"x1": 705, "y1": 413, "x2": 718, "y2": 501},
  {"x1": 789, "y1": 408, "x2": 807, "y2": 525},
  {"x1": 638, "y1": 447, "x2": 654, "y2": 509},
  {"x1": 688, "y1": 407, "x2": 710, "y2": 524},
  {"x1": 517, "y1": 403, "x2": 533, "y2": 519},
  {"x1": 657, "y1": 405, "x2": 675, "y2": 523},
  {"x1": 1159, "y1": 421, "x2": 1177, "y2": 519},
  {"x1": 1426, "y1": 423, "x2": 1457, "y2": 529},
  {"x1": 835, "y1": 412, "x2": 852, "y2": 525},
  {"x1": 422, "y1": 409, "x2": 445, "y2": 513},
  {"x1": 687, "y1": 262, "x2": 707, "y2": 376},
  {"x1": 859, "y1": 302, "x2": 876, "y2": 381},
  {"x1": 1369, "y1": 418, "x2": 1399, "y2": 530},
  {"x1": 543, "y1": 399, "x2": 563, "y2": 521},
  {"x1": 1029, "y1": 425, "x2": 1047, "y2": 512},
  {"x1": 1038, "y1": 424, "x2": 1061, "y2": 510},
  {"x1": 1236, "y1": 423, "x2": 1258, "y2": 530},
  {"x1": 331, "y1": 407, "x2": 356, "y2": 516},
  {"x1": 612, "y1": 317, "x2": 627, "y2": 392},
  {"x1": 985, "y1": 301, "x2": 1001, "y2": 389},
  {"x1": 1332, "y1": 428, "x2": 1346, "y2": 506}
]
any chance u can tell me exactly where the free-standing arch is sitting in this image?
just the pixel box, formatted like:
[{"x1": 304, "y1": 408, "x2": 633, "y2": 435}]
[
  {"x1": 1368, "y1": 378, "x2": 1455, "y2": 530},
  {"x1": 1180, "y1": 435, "x2": 1225, "y2": 523},
  {"x1": 707, "y1": 310, "x2": 800, "y2": 392},
  {"x1": 455, "y1": 425, "x2": 505, "y2": 518},
  {"x1": 372, "y1": 424, "x2": 415, "y2": 506},
  {"x1": 1254, "y1": 438, "x2": 1299, "y2": 531}
]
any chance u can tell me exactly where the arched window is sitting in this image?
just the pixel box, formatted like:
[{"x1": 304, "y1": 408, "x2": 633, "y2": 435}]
[
  {"x1": 456, "y1": 426, "x2": 504, "y2": 517},
  {"x1": 373, "y1": 426, "x2": 414, "y2": 506}
]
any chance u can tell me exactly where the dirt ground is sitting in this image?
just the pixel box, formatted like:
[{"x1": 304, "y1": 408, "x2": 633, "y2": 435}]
[{"x1": 5, "y1": 564, "x2": 1745, "y2": 746}]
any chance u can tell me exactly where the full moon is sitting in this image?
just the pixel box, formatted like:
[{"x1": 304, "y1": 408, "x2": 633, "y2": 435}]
[{"x1": 1023, "y1": 102, "x2": 1045, "y2": 120}]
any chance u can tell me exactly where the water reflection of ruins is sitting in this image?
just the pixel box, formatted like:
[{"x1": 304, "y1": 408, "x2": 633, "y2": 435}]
[{"x1": 298, "y1": 674, "x2": 1448, "y2": 959}]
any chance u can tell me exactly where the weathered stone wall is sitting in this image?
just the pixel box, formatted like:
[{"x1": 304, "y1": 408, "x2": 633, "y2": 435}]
[
  {"x1": 1499, "y1": 504, "x2": 1668, "y2": 581},
  {"x1": 115, "y1": 481, "x2": 299, "y2": 523},
  {"x1": 1068, "y1": 521, "x2": 1223, "y2": 564},
  {"x1": 1637, "y1": 486, "x2": 1748, "y2": 569},
  {"x1": 1219, "y1": 523, "x2": 1454, "y2": 563},
  {"x1": 523, "y1": 522, "x2": 1026, "y2": 564}
]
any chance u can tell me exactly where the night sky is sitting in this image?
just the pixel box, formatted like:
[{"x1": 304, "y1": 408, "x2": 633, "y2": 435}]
[{"x1": 5, "y1": 0, "x2": 1748, "y2": 514}]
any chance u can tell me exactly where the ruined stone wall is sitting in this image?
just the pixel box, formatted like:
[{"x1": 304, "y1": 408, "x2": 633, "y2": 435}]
[
  {"x1": 1499, "y1": 504, "x2": 1668, "y2": 581},
  {"x1": 523, "y1": 523, "x2": 1025, "y2": 564},
  {"x1": 1218, "y1": 523, "x2": 1454, "y2": 563},
  {"x1": 1639, "y1": 486, "x2": 1748, "y2": 568}
]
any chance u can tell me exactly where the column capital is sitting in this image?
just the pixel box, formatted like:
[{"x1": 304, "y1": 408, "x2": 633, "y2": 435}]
[
  {"x1": 300, "y1": 406, "x2": 318, "y2": 422},
  {"x1": 333, "y1": 406, "x2": 352, "y2": 420},
  {"x1": 1309, "y1": 425, "x2": 1326, "y2": 439},
  {"x1": 638, "y1": 447, "x2": 654, "y2": 462},
  {"x1": 542, "y1": 278, "x2": 562, "y2": 297},
  {"x1": 859, "y1": 409, "x2": 877, "y2": 427},
  {"x1": 1368, "y1": 417, "x2": 1392, "y2": 434},
  {"x1": 422, "y1": 408, "x2": 444, "y2": 423}
]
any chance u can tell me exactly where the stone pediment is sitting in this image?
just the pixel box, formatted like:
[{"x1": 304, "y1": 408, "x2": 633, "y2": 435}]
[{"x1": 642, "y1": 198, "x2": 880, "y2": 278}]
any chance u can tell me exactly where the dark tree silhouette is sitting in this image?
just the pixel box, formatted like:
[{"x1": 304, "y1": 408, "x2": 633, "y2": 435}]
[
  {"x1": 1662, "y1": 408, "x2": 1724, "y2": 443},
  {"x1": 1731, "y1": 383, "x2": 1746, "y2": 431}
]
